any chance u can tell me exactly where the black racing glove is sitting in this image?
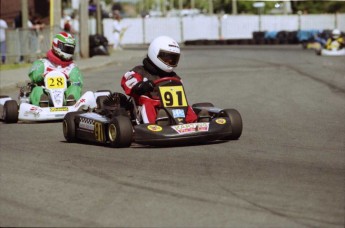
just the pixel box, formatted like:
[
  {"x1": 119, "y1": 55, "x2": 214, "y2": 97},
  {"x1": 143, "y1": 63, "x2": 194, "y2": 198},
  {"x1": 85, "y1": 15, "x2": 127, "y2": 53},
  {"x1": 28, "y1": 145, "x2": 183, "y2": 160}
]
[{"x1": 132, "y1": 80, "x2": 155, "y2": 95}]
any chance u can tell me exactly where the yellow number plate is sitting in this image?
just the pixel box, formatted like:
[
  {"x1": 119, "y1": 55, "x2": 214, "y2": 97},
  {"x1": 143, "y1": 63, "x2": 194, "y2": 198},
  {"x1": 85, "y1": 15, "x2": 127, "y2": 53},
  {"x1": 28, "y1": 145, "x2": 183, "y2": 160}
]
[
  {"x1": 46, "y1": 76, "x2": 66, "y2": 89},
  {"x1": 159, "y1": 85, "x2": 188, "y2": 108}
]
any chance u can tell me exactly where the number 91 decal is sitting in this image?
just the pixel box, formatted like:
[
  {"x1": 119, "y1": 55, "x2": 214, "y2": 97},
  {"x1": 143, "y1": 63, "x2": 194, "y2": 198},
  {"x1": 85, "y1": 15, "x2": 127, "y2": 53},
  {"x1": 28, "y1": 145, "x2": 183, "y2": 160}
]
[{"x1": 159, "y1": 85, "x2": 188, "y2": 108}]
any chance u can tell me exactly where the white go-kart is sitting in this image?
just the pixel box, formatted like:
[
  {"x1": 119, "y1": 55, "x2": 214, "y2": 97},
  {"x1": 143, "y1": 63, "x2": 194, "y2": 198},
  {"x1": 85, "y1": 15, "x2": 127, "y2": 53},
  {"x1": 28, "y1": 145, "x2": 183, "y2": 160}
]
[
  {"x1": 316, "y1": 41, "x2": 345, "y2": 56},
  {"x1": 0, "y1": 71, "x2": 108, "y2": 123}
]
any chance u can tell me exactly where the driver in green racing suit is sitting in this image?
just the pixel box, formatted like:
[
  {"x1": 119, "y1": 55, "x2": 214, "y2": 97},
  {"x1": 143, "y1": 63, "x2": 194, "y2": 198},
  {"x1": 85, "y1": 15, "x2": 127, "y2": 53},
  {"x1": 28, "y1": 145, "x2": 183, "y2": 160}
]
[{"x1": 28, "y1": 32, "x2": 83, "y2": 106}]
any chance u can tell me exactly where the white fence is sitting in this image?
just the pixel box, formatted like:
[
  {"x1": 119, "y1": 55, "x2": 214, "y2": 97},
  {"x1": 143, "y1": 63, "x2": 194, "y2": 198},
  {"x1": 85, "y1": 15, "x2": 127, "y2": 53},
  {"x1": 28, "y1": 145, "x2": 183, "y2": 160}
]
[
  {"x1": 2, "y1": 14, "x2": 344, "y2": 64},
  {"x1": 102, "y1": 13, "x2": 345, "y2": 45}
]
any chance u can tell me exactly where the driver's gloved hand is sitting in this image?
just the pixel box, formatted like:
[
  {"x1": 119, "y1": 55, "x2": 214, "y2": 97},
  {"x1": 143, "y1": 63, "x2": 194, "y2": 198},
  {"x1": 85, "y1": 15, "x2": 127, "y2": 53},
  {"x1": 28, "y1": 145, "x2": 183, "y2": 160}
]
[{"x1": 133, "y1": 80, "x2": 155, "y2": 95}]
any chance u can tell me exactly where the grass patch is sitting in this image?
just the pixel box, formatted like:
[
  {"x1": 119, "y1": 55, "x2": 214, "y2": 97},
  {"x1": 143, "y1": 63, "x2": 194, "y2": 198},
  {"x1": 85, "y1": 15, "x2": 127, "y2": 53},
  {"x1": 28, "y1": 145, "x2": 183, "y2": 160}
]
[{"x1": 0, "y1": 63, "x2": 31, "y2": 71}]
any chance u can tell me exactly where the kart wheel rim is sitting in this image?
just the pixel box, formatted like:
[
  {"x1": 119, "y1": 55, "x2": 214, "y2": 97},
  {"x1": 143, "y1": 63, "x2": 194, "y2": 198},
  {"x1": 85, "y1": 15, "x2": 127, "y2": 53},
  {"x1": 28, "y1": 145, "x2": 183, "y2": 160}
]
[{"x1": 109, "y1": 124, "x2": 117, "y2": 142}]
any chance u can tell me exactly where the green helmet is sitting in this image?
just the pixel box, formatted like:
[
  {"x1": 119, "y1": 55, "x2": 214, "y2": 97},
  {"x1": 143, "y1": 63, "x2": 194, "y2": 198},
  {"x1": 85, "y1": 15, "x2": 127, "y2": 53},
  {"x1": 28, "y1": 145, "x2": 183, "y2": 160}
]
[{"x1": 52, "y1": 32, "x2": 76, "y2": 61}]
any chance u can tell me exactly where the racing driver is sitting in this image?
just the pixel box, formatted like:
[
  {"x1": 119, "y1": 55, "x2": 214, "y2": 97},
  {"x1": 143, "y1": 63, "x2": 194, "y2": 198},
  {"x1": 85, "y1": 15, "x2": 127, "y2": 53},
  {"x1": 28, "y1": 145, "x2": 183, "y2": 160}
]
[
  {"x1": 325, "y1": 29, "x2": 344, "y2": 50},
  {"x1": 121, "y1": 35, "x2": 198, "y2": 124},
  {"x1": 28, "y1": 32, "x2": 83, "y2": 106}
]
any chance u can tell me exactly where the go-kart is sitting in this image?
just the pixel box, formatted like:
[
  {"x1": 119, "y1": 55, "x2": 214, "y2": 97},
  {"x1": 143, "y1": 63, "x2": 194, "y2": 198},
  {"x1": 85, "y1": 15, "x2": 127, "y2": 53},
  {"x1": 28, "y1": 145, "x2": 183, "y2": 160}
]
[
  {"x1": 0, "y1": 71, "x2": 106, "y2": 123},
  {"x1": 62, "y1": 77, "x2": 242, "y2": 147},
  {"x1": 132, "y1": 77, "x2": 242, "y2": 146},
  {"x1": 316, "y1": 41, "x2": 345, "y2": 56}
]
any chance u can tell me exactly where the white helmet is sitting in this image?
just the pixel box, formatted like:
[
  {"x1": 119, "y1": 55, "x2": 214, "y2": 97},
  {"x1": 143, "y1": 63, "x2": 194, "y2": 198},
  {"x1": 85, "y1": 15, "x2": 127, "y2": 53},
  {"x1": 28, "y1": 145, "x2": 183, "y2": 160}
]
[
  {"x1": 148, "y1": 36, "x2": 180, "y2": 73},
  {"x1": 332, "y1": 29, "x2": 341, "y2": 39}
]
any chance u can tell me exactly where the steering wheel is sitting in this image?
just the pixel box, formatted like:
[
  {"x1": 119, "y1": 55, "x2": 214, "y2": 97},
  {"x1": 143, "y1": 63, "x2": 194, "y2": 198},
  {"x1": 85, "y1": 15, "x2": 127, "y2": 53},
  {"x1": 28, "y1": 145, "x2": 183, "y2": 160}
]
[
  {"x1": 150, "y1": 77, "x2": 182, "y2": 100},
  {"x1": 153, "y1": 77, "x2": 182, "y2": 87}
]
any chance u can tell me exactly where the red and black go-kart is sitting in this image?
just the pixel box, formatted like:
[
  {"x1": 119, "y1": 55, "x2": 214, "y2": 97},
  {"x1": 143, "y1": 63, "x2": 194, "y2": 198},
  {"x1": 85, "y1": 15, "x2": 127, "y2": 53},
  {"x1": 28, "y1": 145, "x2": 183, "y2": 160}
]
[{"x1": 62, "y1": 77, "x2": 242, "y2": 147}]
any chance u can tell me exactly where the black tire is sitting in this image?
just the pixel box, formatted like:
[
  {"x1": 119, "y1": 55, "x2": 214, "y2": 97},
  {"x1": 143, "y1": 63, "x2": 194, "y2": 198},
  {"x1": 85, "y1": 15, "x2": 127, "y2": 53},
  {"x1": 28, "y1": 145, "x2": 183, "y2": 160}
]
[
  {"x1": 316, "y1": 49, "x2": 321, "y2": 56},
  {"x1": 302, "y1": 41, "x2": 307, "y2": 49},
  {"x1": 3, "y1": 100, "x2": 18, "y2": 123},
  {"x1": 96, "y1": 95, "x2": 108, "y2": 109},
  {"x1": 192, "y1": 102, "x2": 214, "y2": 108},
  {"x1": 63, "y1": 112, "x2": 81, "y2": 142},
  {"x1": 220, "y1": 109, "x2": 243, "y2": 140},
  {"x1": 107, "y1": 115, "x2": 133, "y2": 148}
]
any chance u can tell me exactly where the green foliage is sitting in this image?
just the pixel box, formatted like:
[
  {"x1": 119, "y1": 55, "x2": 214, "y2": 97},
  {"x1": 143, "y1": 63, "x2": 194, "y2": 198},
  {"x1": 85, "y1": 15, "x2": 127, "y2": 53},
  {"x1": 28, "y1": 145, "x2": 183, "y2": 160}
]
[
  {"x1": 0, "y1": 63, "x2": 31, "y2": 71},
  {"x1": 119, "y1": 0, "x2": 345, "y2": 15},
  {"x1": 292, "y1": 1, "x2": 345, "y2": 13}
]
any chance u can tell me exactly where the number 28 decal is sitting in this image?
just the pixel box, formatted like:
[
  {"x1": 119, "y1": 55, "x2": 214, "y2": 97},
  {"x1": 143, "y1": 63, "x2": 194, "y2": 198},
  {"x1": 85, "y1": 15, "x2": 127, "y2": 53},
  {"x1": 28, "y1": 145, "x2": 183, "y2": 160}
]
[
  {"x1": 46, "y1": 76, "x2": 66, "y2": 89},
  {"x1": 159, "y1": 85, "x2": 188, "y2": 108}
]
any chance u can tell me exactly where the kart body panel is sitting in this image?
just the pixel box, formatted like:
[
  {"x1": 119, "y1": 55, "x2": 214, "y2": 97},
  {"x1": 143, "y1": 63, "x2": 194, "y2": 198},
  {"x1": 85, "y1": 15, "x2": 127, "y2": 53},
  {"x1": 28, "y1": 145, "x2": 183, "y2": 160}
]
[
  {"x1": 320, "y1": 48, "x2": 345, "y2": 56},
  {"x1": 0, "y1": 91, "x2": 110, "y2": 122},
  {"x1": 134, "y1": 117, "x2": 232, "y2": 146},
  {"x1": 74, "y1": 112, "x2": 112, "y2": 144}
]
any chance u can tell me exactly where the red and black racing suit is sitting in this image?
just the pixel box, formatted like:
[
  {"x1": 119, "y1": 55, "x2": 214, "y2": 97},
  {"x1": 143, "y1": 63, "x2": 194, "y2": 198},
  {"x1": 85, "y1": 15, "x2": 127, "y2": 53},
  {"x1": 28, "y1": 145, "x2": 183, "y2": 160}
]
[{"x1": 121, "y1": 57, "x2": 197, "y2": 124}]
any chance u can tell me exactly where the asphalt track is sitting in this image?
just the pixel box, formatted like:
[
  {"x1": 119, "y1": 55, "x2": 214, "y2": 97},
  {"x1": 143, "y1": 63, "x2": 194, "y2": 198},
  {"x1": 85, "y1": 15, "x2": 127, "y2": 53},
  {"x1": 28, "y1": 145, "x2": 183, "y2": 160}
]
[{"x1": 1, "y1": 46, "x2": 344, "y2": 227}]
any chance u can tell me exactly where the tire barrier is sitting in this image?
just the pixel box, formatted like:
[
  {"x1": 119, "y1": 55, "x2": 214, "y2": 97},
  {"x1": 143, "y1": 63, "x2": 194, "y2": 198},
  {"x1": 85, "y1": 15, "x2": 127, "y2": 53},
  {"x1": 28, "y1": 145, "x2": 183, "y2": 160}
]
[{"x1": 184, "y1": 29, "x2": 341, "y2": 47}]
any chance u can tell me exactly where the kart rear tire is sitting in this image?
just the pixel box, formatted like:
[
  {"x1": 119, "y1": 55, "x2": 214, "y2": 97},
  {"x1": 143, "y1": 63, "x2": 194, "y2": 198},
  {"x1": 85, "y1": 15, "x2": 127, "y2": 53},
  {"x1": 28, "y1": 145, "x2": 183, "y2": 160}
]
[
  {"x1": 63, "y1": 111, "x2": 81, "y2": 142},
  {"x1": 108, "y1": 115, "x2": 133, "y2": 148},
  {"x1": 316, "y1": 49, "x2": 321, "y2": 56},
  {"x1": 220, "y1": 109, "x2": 242, "y2": 140},
  {"x1": 3, "y1": 100, "x2": 18, "y2": 123}
]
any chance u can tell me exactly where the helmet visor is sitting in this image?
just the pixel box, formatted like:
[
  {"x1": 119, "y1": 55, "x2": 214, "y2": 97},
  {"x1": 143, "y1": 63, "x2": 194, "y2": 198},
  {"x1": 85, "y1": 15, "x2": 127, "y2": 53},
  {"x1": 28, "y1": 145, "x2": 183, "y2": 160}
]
[
  {"x1": 157, "y1": 50, "x2": 180, "y2": 67},
  {"x1": 57, "y1": 41, "x2": 75, "y2": 55}
]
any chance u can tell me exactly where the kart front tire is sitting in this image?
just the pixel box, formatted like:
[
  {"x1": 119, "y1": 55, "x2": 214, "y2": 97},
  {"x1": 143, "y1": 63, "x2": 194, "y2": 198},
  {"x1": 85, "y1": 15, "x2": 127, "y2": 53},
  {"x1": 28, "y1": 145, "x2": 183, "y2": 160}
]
[
  {"x1": 63, "y1": 112, "x2": 81, "y2": 142},
  {"x1": 316, "y1": 49, "x2": 321, "y2": 56},
  {"x1": 220, "y1": 109, "x2": 242, "y2": 140},
  {"x1": 3, "y1": 100, "x2": 18, "y2": 123},
  {"x1": 108, "y1": 116, "x2": 133, "y2": 148}
]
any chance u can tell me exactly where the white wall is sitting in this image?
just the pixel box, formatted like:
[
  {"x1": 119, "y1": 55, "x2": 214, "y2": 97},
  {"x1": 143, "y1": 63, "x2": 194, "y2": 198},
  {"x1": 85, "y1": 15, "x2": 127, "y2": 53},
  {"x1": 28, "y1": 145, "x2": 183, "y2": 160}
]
[{"x1": 102, "y1": 13, "x2": 344, "y2": 45}]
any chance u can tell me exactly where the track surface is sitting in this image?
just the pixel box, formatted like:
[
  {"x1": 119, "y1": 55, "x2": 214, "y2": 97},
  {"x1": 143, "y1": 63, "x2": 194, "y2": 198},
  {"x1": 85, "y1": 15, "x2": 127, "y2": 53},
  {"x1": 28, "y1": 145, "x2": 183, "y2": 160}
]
[{"x1": 1, "y1": 46, "x2": 344, "y2": 227}]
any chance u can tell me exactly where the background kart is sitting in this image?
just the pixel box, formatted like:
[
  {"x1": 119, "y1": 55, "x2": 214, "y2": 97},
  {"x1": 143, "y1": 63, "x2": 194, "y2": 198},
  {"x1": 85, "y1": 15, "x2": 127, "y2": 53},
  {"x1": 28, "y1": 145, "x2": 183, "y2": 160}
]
[
  {"x1": 315, "y1": 40, "x2": 345, "y2": 56},
  {"x1": 63, "y1": 78, "x2": 242, "y2": 147},
  {"x1": 0, "y1": 92, "x2": 96, "y2": 123},
  {"x1": 0, "y1": 71, "x2": 110, "y2": 123},
  {"x1": 316, "y1": 48, "x2": 345, "y2": 56}
]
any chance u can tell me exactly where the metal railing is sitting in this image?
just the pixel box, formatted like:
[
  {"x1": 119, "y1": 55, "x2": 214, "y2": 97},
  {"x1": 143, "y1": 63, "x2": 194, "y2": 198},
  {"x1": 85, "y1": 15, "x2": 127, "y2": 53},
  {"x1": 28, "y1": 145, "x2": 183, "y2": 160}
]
[{"x1": 2, "y1": 26, "x2": 80, "y2": 64}]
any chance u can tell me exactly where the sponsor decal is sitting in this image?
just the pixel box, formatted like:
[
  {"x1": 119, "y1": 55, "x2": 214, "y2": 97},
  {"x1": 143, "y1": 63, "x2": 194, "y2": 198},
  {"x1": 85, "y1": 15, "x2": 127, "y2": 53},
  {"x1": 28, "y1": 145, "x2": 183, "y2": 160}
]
[
  {"x1": 79, "y1": 118, "x2": 95, "y2": 131},
  {"x1": 80, "y1": 113, "x2": 108, "y2": 122},
  {"x1": 171, "y1": 123, "x2": 209, "y2": 134},
  {"x1": 169, "y1": 44, "x2": 180, "y2": 49},
  {"x1": 215, "y1": 118, "x2": 226, "y2": 125},
  {"x1": 24, "y1": 107, "x2": 42, "y2": 117},
  {"x1": 74, "y1": 98, "x2": 86, "y2": 108},
  {"x1": 50, "y1": 107, "x2": 68, "y2": 112},
  {"x1": 177, "y1": 118, "x2": 184, "y2": 122},
  {"x1": 147, "y1": 125, "x2": 163, "y2": 132},
  {"x1": 172, "y1": 109, "x2": 185, "y2": 118}
]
